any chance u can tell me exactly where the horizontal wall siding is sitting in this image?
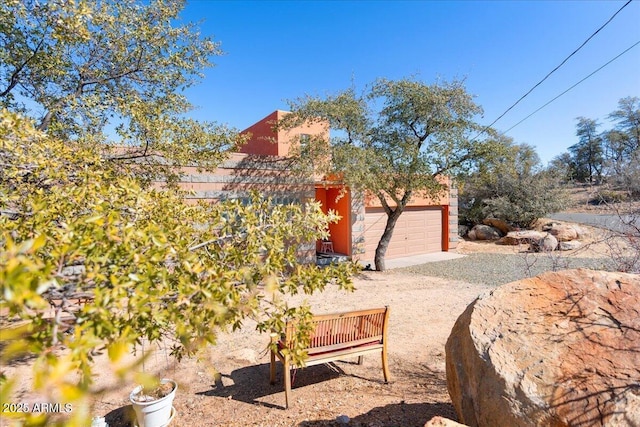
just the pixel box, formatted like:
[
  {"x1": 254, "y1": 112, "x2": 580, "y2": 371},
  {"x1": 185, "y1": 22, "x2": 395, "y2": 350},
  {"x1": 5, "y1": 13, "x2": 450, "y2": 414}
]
[{"x1": 176, "y1": 154, "x2": 314, "y2": 202}]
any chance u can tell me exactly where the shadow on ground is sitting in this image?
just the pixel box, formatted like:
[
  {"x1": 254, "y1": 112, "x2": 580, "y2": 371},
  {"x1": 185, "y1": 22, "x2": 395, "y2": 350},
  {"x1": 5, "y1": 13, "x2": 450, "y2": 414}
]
[
  {"x1": 197, "y1": 362, "x2": 349, "y2": 409},
  {"x1": 104, "y1": 405, "x2": 136, "y2": 427},
  {"x1": 298, "y1": 401, "x2": 457, "y2": 427},
  {"x1": 102, "y1": 358, "x2": 455, "y2": 426}
]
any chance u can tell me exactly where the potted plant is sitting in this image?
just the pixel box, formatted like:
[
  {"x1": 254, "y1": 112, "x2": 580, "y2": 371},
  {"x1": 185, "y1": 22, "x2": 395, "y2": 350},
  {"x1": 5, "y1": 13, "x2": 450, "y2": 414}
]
[{"x1": 129, "y1": 378, "x2": 177, "y2": 427}]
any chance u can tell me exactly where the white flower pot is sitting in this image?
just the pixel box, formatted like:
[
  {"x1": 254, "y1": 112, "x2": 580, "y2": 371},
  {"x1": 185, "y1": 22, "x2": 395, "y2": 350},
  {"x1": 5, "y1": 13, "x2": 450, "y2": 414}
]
[{"x1": 130, "y1": 379, "x2": 177, "y2": 427}]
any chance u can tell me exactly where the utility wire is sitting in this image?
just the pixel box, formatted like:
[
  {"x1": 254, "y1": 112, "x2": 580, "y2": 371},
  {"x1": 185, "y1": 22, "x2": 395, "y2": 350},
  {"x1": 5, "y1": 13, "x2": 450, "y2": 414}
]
[
  {"x1": 502, "y1": 40, "x2": 640, "y2": 135},
  {"x1": 472, "y1": 0, "x2": 634, "y2": 140}
]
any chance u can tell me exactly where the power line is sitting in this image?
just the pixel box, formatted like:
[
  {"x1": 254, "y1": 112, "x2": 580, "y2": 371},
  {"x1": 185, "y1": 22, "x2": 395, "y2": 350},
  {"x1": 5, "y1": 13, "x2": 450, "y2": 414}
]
[
  {"x1": 472, "y1": 0, "x2": 634, "y2": 140},
  {"x1": 503, "y1": 40, "x2": 640, "y2": 135}
]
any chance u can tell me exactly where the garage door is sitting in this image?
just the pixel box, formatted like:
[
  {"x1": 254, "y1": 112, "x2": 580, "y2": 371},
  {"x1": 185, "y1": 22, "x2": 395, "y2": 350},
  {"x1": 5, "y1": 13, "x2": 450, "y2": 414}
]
[{"x1": 363, "y1": 206, "x2": 442, "y2": 260}]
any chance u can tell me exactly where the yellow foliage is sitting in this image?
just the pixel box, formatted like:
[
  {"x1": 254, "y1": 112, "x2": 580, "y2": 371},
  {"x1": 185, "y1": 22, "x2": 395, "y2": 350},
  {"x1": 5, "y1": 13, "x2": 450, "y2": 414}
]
[{"x1": 0, "y1": 108, "x2": 356, "y2": 426}]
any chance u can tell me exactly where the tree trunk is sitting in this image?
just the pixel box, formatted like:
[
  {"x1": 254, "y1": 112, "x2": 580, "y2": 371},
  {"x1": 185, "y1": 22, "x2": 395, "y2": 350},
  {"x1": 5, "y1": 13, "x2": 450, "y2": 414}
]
[
  {"x1": 374, "y1": 208, "x2": 404, "y2": 272},
  {"x1": 37, "y1": 110, "x2": 53, "y2": 131}
]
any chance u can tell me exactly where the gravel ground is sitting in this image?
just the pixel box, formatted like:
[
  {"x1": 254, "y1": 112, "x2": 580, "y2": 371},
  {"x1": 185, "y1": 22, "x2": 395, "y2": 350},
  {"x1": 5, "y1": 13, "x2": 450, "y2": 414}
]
[{"x1": 397, "y1": 253, "x2": 615, "y2": 287}]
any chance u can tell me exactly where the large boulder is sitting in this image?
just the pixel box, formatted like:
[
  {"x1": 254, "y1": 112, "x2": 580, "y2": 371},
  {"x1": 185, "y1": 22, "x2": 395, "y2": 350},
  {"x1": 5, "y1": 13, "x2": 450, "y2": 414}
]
[
  {"x1": 498, "y1": 230, "x2": 545, "y2": 246},
  {"x1": 542, "y1": 222, "x2": 579, "y2": 241},
  {"x1": 445, "y1": 269, "x2": 640, "y2": 427},
  {"x1": 482, "y1": 218, "x2": 515, "y2": 235},
  {"x1": 531, "y1": 233, "x2": 558, "y2": 252},
  {"x1": 467, "y1": 225, "x2": 502, "y2": 241}
]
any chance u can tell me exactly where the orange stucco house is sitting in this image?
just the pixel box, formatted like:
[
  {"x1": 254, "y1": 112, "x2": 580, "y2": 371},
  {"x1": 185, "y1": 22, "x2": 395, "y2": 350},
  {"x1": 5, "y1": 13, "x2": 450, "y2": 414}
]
[{"x1": 178, "y1": 110, "x2": 459, "y2": 264}]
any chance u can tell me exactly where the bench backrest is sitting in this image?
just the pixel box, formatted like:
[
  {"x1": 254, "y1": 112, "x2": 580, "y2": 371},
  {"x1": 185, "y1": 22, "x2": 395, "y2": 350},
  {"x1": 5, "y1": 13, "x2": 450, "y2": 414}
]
[{"x1": 285, "y1": 307, "x2": 389, "y2": 355}]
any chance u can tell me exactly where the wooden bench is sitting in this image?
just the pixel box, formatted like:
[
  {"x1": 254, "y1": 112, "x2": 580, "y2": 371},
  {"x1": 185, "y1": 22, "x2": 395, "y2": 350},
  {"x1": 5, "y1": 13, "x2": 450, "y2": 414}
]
[{"x1": 270, "y1": 306, "x2": 390, "y2": 408}]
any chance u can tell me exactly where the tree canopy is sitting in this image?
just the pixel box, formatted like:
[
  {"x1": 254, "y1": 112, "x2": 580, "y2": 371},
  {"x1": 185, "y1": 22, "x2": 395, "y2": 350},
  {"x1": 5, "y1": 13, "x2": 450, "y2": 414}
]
[
  {"x1": 0, "y1": 0, "x2": 238, "y2": 184},
  {"x1": 608, "y1": 96, "x2": 640, "y2": 154},
  {"x1": 460, "y1": 137, "x2": 566, "y2": 228},
  {"x1": 280, "y1": 78, "x2": 497, "y2": 270},
  {"x1": 569, "y1": 117, "x2": 604, "y2": 184},
  {"x1": 553, "y1": 97, "x2": 640, "y2": 195}
]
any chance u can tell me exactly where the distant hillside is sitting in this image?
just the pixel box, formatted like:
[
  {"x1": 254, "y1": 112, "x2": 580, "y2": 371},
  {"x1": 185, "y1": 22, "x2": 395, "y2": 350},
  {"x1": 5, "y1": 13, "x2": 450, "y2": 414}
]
[{"x1": 563, "y1": 184, "x2": 640, "y2": 214}]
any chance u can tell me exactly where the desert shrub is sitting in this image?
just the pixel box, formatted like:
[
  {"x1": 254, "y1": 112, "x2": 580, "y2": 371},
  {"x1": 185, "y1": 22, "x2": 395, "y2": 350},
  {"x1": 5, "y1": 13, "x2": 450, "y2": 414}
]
[
  {"x1": 591, "y1": 190, "x2": 627, "y2": 205},
  {"x1": 459, "y1": 142, "x2": 567, "y2": 228},
  {"x1": 481, "y1": 175, "x2": 566, "y2": 228},
  {"x1": 606, "y1": 208, "x2": 640, "y2": 273},
  {"x1": 620, "y1": 154, "x2": 640, "y2": 197}
]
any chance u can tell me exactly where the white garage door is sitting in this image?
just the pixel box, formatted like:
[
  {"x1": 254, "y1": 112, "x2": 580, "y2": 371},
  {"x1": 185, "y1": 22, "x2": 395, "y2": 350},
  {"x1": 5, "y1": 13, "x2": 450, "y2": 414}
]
[{"x1": 364, "y1": 206, "x2": 442, "y2": 260}]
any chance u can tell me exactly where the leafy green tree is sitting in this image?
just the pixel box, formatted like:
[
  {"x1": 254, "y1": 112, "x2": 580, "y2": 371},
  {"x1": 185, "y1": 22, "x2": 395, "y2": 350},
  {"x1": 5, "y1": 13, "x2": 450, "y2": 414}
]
[
  {"x1": 460, "y1": 139, "x2": 566, "y2": 228},
  {"x1": 569, "y1": 117, "x2": 604, "y2": 184},
  {"x1": 602, "y1": 129, "x2": 630, "y2": 177},
  {"x1": 549, "y1": 97, "x2": 639, "y2": 193},
  {"x1": 279, "y1": 78, "x2": 496, "y2": 271},
  {"x1": 0, "y1": 0, "x2": 236, "y2": 184},
  {"x1": 547, "y1": 152, "x2": 575, "y2": 183},
  {"x1": 0, "y1": 109, "x2": 356, "y2": 426},
  {"x1": 606, "y1": 97, "x2": 640, "y2": 194},
  {"x1": 608, "y1": 96, "x2": 640, "y2": 154}
]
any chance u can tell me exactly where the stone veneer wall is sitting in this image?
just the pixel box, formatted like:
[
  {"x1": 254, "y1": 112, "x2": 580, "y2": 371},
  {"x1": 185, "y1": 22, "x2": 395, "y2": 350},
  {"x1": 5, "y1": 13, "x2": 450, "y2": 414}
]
[
  {"x1": 350, "y1": 191, "x2": 366, "y2": 258},
  {"x1": 448, "y1": 185, "x2": 459, "y2": 250}
]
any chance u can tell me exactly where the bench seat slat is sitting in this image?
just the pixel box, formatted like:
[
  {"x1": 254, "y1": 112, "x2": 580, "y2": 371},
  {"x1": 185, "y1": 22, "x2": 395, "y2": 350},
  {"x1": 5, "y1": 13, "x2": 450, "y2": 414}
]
[
  {"x1": 307, "y1": 335, "x2": 383, "y2": 355},
  {"x1": 305, "y1": 343, "x2": 384, "y2": 367}
]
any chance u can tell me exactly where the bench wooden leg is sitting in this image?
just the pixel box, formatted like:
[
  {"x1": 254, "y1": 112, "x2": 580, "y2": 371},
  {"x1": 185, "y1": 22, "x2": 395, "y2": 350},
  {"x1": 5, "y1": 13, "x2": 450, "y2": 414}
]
[
  {"x1": 357, "y1": 355, "x2": 364, "y2": 365},
  {"x1": 381, "y1": 349, "x2": 390, "y2": 383},
  {"x1": 270, "y1": 350, "x2": 276, "y2": 384},
  {"x1": 284, "y1": 357, "x2": 291, "y2": 409}
]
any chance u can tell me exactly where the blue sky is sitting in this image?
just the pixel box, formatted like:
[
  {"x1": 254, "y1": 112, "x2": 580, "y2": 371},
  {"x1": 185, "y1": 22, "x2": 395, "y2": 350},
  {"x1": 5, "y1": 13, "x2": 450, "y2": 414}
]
[{"x1": 181, "y1": 0, "x2": 640, "y2": 164}]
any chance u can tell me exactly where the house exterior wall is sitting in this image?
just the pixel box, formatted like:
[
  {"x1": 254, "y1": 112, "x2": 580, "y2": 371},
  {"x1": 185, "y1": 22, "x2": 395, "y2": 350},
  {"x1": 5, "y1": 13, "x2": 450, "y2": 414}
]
[
  {"x1": 237, "y1": 111, "x2": 279, "y2": 156},
  {"x1": 172, "y1": 110, "x2": 456, "y2": 263},
  {"x1": 176, "y1": 111, "x2": 329, "y2": 263},
  {"x1": 363, "y1": 176, "x2": 451, "y2": 209},
  {"x1": 178, "y1": 153, "x2": 313, "y2": 202},
  {"x1": 239, "y1": 110, "x2": 328, "y2": 157},
  {"x1": 315, "y1": 186, "x2": 352, "y2": 255}
]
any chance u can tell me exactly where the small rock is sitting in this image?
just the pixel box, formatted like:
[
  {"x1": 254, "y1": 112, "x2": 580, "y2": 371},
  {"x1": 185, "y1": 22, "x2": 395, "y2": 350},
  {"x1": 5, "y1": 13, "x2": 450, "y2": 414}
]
[
  {"x1": 228, "y1": 348, "x2": 258, "y2": 363},
  {"x1": 424, "y1": 416, "x2": 467, "y2": 426},
  {"x1": 573, "y1": 225, "x2": 590, "y2": 239},
  {"x1": 558, "y1": 240, "x2": 582, "y2": 251},
  {"x1": 336, "y1": 415, "x2": 350, "y2": 424},
  {"x1": 531, "y1": 233, "x2": 558, "y2": 252},
  {"x1": 540, "y1": 233, "x2": 558, "y2": 251}
]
